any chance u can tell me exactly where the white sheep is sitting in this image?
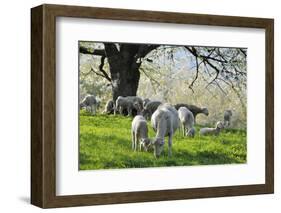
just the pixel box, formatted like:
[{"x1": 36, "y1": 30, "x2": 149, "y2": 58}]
[
  {"x1": 102, "y1": 99, "x2": 115, "y2": 114},
  {"x1": 115, "y1": 96, "x2": 134, "y2": 116},
  {"x1": 80, "y1": 94, "x2": 99, "y2": 115},
  {"x1": 199, "y1": 121, "x2": 224, "y2": 136},
  {"x1": 125, "y1": 96, "x2": 144, "y2": 111},
  {"x1": 115, "y1": 96, "x2": 142, "y2": 116},
  {"x1": 178, "y1": 107, "x2": 195, "y2": 137},
  {"x1": 131, "y1": 115, "x2": 151, "y2": 151},
  {"x1": 151, "y1": 104, "x2": 179, "y2": 157}
]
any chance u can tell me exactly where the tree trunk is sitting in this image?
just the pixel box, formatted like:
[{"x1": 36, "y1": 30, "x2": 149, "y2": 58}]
[{"x1": 107, "y1": 53, "x2": 141, "y2": 101}]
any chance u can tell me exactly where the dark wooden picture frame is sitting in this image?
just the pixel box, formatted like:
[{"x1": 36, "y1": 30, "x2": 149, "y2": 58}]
[{"x1": 31, "y1": 4, "x2": 274, "y2": 208}]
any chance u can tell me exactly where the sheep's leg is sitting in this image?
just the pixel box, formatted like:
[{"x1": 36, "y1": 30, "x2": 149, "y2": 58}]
[
  {"x1": 168, "y1": 133, "x2": 172, "y2": 157},
  {"x1": 131, "y1": 131, "x2": 135, "y2": 150},
  {"x1": 134, "y1": 134, "x2": 138, "y2": 151},
  {"x1": 93, "y1": 105, "x2": 96, "y2": 115},
  {"x1": 139, "y1": 140, "x2": 142, "y2": 151},
  {"x1": 128, "y1": 107, "x2": 132, "y2": 117},
  {"x1": 118, "y1": 107, "x2": 121, "y2": 115},
  {"x1": 114, "y1": 106, "x2": 117, "y2": 115}
]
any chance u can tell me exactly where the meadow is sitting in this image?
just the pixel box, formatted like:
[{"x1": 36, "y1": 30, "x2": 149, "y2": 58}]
[{"x1": 79, "y1": 110, "x2": 247, "y2": 170}]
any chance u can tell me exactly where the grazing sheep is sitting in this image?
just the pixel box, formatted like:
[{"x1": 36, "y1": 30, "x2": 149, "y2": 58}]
[
  {"x1": 131, "y1": 115, "x2": 151, "y2": 151},
  {"x1": 125, "y1": 96, "x2": 144, "y2": 111},
  {"x1": 224, "y1": 110, "x2": 233, "y2": 127},
  {"x1": 187, "y1": 127, "x2": 196, "y2": 137},
  {"x1": 80, "y1": 94, "x2": 98, "y2": 115},
  {"x1": 143, "y1": 98, "x2": 151, "y2": 108},
  {"x1": 151, "y1": 104, "x2": 179, "y2": 157},
  {"x1": 115, "y1": 96, "x2": 143, "y2": 116},
  {"x1": 178, "y1": 107, "x2": 195, "y2": 137},
  {"x1": 142, "y1": 101, "x2": 162, "y2": 120},
  {"x1": 174, "y1": 103, "x2": 209, "y2": 123},
  {"x1": 115, "y1": 96, "x2": 134, "y2": 116},
  {"x1": 199, "y1": 121, "x2": 224, "y2": 136},
  {"x1": 102, "y1": 99, "x2": 115, "y2": 114}
]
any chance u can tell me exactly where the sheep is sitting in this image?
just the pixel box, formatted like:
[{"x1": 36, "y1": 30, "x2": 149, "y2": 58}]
[
  {"x1": 80, "y1": 94, "x2": 98, "y2": 115},
  {"x1": 199, "y1": 121, "x2": 224, "y2": 136},
  {"x1": 131, "y1": 115, "x2": 151, "y2": 151},
  {"x1": 115, "y1": 96, "x2": 134, "y2": 116},
  {"x1": 143, "y1": 98, "x2": 151, "y2": 108},
  {"x1": 151, "y1": 104, "x2": 179, "y2": 158},
  {"x1": 178, "y1": 107, "x2": 195, "y2": 137},
  {"x1": 102, "y1": 99, "x2": 115, "y2": 114},
  {"x1": 174, "y1": 103, "x2": 209, "y2": 123},
  {"x1": 115, "y1": 96, "x2": 142, "y2": 116},
  {"x1": 125, "y1": 96, "x2": 144, "y2": 111},
  {"x1": 224, "y1": 110, "x2": 233, "y2": 127},
  {"x1": 187, "y1": 127, "x2": 196, "y2": 137},
  {"x1": 142, "y1": 101, "x2": 162, "y2": 120}
]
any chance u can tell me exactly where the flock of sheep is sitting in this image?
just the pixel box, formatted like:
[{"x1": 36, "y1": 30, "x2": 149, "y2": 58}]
[{"x1": 80, "y1": 94, "x2": 233, "y2": 158}]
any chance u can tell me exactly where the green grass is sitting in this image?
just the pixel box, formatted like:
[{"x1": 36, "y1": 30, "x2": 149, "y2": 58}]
[{"x1": 79, "y1": 110, "x2": 247, "y2": 170}]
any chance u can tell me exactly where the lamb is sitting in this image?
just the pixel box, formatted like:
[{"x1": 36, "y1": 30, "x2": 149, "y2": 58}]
[
  {"x1": 151, "y1": 104, "x2": 179, "y2": 157},
  {"x1": 80, "y1": 94, "x2": 99, "y2": 115},
  {"x1": 115, "y1": 96, "x2": 142, "y2": 116},
  {"x1": 131, "y1": 115, "x2": 151, "y2": 152},
  {"x1": 178, "y1": 107, "x2": 195, "y2": 137},
  {"x1": 224, "y1": 110, "x2": 233, "y2": 127},
  {"x1": 142, "y1": 101, "x2": 162, "y2": 120},
  {"x1": 115, "y1": 96, "x2": 134, "y2": 116},
  {"x1": 199, "y1": 121, "x2": 224, "y2": 136},
  {"x1": 102, "y1": 99, "x2": 115, "y2": 114},
  {"x1": 174, "y1": 103, "x2": 209, "y2": 123},
  {"x1": 125, "y1": 96, "x2": 144, "y2": 111}
]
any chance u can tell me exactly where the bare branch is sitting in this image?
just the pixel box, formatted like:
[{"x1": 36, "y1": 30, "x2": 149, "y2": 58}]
[
  {"x1": 189, "y1": 56, "x2": 200, "y2": 92},
  {"x1": 79, "y1": 46, "x2": 106, "y2": 56},
  {"x1": 98, "y1": 56, "x2": 111, "y2": 82}
]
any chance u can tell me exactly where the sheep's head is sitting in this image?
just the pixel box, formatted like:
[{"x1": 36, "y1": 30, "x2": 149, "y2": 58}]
[
  {"x1": 152, "y1": 138, "x2": 165, "y2": 158},
  {"x1": 202, "y1": 107, "x2": 209, "y2": 116},
  {"x1": 187, "y1": 127, "x2": 196, "y2": 137},
  {"x1": 216, "y1": 121, "x2": 224, "y2": 129},
  {"x1": 133, "y1": 102, "x2": 142, "y2": 114},
  {"x1": 140, "y1": 138, "x2": 152, "y2": 152},
  {"x1": 79, "y1": 102, "x2": 85, "y2": 109}
]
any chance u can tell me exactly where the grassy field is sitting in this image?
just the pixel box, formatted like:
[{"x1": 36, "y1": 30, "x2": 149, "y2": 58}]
[{"x1": 79, "y1": 111, "x2": 247, "y2": 170}]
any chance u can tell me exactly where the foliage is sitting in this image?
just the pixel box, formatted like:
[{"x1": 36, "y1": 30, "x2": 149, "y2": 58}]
[{"x1": 79, "y1": 113, "x2": 246, "y2": 170}]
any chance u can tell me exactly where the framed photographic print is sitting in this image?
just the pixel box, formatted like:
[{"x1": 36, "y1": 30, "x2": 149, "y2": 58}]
[{"x1": 31, "y1": 4, "x2": 274, "y2": 208}]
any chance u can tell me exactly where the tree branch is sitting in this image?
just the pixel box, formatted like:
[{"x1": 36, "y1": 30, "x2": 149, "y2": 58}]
[
  {"x1": 79, "y1": 46, "x2": 106, "y2": 56},
  {"x1": 97, "y1": 56, "x2": 111, "y2": 82},
  {"x1": 189, "y1": 56, "x2": 200, "y2": 93}
]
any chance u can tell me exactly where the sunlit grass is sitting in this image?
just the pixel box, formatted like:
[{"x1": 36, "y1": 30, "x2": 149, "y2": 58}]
[{"x1": 79, "y1": 111, "x2": 247, "y2": 170}]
